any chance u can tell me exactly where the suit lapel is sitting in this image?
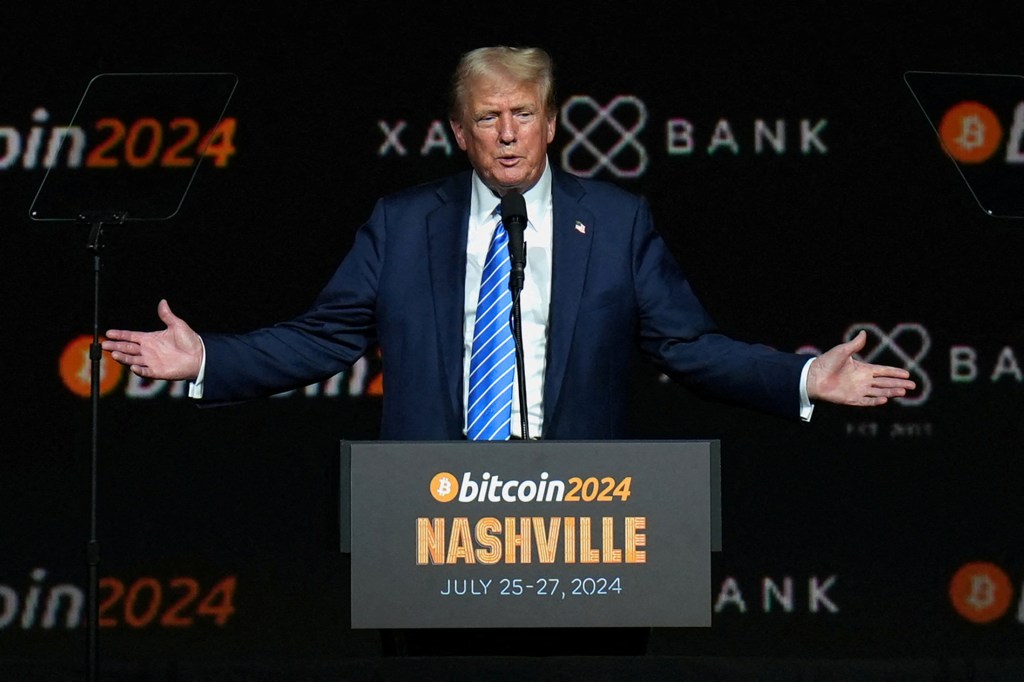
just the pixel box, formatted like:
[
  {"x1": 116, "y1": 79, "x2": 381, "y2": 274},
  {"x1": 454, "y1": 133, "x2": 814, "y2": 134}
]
[
  {"x1": 544, "y1": 170, "x2": 595, "y2": 424},
  {"x1": 427, "y1": 173, "x2": 472, "y2": 422}
]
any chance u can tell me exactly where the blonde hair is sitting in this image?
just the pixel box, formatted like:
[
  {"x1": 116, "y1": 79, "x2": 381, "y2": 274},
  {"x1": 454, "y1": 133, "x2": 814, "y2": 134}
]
[{"x1": 448, "y1": 46, "x2": 556, "y2": 120}]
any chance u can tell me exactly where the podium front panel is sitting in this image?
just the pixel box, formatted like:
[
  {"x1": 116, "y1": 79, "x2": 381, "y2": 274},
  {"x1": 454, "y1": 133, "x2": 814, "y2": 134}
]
[{"x1": 341, "y1": 440, "x2": 719, "y2": 628}]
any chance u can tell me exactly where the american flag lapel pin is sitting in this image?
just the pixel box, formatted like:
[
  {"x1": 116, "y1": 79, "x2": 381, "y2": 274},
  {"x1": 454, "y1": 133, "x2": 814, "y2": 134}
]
[{"x1": 574, "y1": 220, "x2": 587, "y2": 235}]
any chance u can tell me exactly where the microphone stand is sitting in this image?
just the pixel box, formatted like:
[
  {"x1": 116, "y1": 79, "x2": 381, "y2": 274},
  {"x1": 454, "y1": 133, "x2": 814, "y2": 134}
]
[
  {"x1": 509, "y1": 280, "x2": 530, "y2": 440},
  {"x1": 509, "y1": 284, "x2": 532, "y2": 436},
  {"x1": 500, "y1": 190, "x2": 530, "y2": 440}
]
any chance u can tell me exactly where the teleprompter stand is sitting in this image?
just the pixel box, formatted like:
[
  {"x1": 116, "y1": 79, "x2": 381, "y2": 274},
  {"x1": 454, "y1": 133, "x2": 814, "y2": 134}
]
[
  {"x1": 904, "y1": 70, "x2": 1024, "y2": 219},
  {"x1": 29, "y1": 72, "x2": 237, "y2": 682}
]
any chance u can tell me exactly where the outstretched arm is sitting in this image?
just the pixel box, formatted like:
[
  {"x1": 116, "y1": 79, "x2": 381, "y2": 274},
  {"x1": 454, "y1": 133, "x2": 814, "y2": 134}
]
[
  {"x1": 806, "y1": 330, "x2": 916, "y2": 406},
  {"x1": 101, "y1": 299, "x2": 204, "y2": 381}
]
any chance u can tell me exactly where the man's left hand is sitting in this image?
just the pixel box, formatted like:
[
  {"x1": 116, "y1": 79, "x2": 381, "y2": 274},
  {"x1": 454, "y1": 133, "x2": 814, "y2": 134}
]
[{"x1": 807, "y1": 330, "x2": 916, "y2": 406}]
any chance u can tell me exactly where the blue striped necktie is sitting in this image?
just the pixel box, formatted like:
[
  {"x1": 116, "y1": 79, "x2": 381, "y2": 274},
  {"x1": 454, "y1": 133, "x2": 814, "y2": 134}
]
[{"x1": 467, "y1": 210, "x2": 515, "y2": 441}]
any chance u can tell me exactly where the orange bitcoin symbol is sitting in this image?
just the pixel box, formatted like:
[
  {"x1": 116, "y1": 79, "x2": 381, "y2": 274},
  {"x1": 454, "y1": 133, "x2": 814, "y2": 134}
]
[
  {"x1": 59, "y1": 335, "x2": 123, "y2": 397},
  {"x1": 949, "y1": 561, "x2": 1013, "y2": 623},
  {"x1": 429, "y1": 472, "x2": 459, "y2": 503},
  {"x1": 938, "y1": 101, "x2": 1003, "y2": 164}
]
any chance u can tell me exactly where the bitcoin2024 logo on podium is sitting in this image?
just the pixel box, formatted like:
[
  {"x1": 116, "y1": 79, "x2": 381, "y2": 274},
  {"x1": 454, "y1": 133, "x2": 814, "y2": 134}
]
[{"x1": 429, "y1": 472, "x2": 460, "y2": 503}]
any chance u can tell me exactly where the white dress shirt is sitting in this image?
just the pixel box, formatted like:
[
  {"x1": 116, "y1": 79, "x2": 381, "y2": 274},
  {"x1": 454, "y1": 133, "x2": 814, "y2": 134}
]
[{"x1": 463, "y1": 165, "x2": 553, "y2": 438}]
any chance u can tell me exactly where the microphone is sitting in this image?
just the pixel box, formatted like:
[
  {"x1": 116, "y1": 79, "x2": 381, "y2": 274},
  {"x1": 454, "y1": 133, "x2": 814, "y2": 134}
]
[
  {"x1": 500, "y1": 190, "x2": 528, "y2": 293},
  {"x1": 499, "y1": 189, "x2": 530, "y2": 440}
]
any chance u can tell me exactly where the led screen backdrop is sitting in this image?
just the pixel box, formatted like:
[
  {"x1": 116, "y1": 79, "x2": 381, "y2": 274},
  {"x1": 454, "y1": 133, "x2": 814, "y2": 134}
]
[{"x1": 1, "y1": 2, "x2": 1022, "y2": 679}]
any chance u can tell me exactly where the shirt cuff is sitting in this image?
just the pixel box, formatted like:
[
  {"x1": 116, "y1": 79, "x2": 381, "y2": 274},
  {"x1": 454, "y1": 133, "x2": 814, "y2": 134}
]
[
  {"x1": 799, "y1": 357, "x2": 815, "y2": 422},
  {"x1": 187, "y1": 337, "x2": 206, "y2": 399}
]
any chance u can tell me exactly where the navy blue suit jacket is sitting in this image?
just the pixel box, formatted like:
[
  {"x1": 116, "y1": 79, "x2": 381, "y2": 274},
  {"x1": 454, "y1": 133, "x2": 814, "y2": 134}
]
[{"x1": 201, "y1": 165, "x2": 808, "y2": 439}]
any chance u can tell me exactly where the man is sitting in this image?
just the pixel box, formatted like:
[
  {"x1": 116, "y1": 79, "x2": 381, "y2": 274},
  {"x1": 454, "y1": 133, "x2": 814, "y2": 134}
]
[{"x1": 102, "y1": 45, "x2": 914, "y2": 438}]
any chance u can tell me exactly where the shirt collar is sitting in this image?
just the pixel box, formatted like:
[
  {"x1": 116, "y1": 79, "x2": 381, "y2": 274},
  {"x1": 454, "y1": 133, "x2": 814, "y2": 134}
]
[{"x1": 470, "y1": 159, "x2": 552, "y2": 230}]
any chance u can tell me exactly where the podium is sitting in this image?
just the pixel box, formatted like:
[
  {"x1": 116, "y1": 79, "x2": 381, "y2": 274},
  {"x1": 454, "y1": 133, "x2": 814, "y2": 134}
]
[{"x1": 340, "y1": 440, "x2": 720, "y2": 629}]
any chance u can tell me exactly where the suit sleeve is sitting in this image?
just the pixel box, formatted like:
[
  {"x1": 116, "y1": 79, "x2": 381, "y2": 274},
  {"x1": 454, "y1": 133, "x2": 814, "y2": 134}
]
[
  {"x1": 198, "y1": 200, "x2": 387, "y2": 402},
  {"x1": 631, "y1": 198, "x2": 808, "y2": 419}
]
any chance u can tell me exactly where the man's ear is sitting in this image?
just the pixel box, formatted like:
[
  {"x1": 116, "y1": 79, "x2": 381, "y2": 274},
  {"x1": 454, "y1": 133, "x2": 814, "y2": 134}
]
[{"x1": 450, "y1": 118, "x2": 469, "y2": 151}]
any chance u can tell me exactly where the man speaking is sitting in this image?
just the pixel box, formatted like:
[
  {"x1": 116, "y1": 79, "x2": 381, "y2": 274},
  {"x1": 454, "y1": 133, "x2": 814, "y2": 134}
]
[{"x1": 102, "y1": 45, "x2": 914, "y2": 441}]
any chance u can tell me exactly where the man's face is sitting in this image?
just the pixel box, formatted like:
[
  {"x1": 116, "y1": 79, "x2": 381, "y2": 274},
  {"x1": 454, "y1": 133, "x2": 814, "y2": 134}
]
[{"x1": 450, "y1": 73, "x2": 556, "y2": 196}]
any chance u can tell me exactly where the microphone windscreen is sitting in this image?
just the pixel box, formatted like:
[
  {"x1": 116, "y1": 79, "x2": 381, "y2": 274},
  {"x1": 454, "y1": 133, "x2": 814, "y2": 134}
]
[{"x1": 500, "y1": 191, "x2": 528, "y2": 226}]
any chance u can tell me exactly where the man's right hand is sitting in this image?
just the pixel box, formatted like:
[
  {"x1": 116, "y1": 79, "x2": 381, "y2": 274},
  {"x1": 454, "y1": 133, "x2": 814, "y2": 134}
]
[{"x1": 102, "y1": 299, "x2": 204, "y2": 381}]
